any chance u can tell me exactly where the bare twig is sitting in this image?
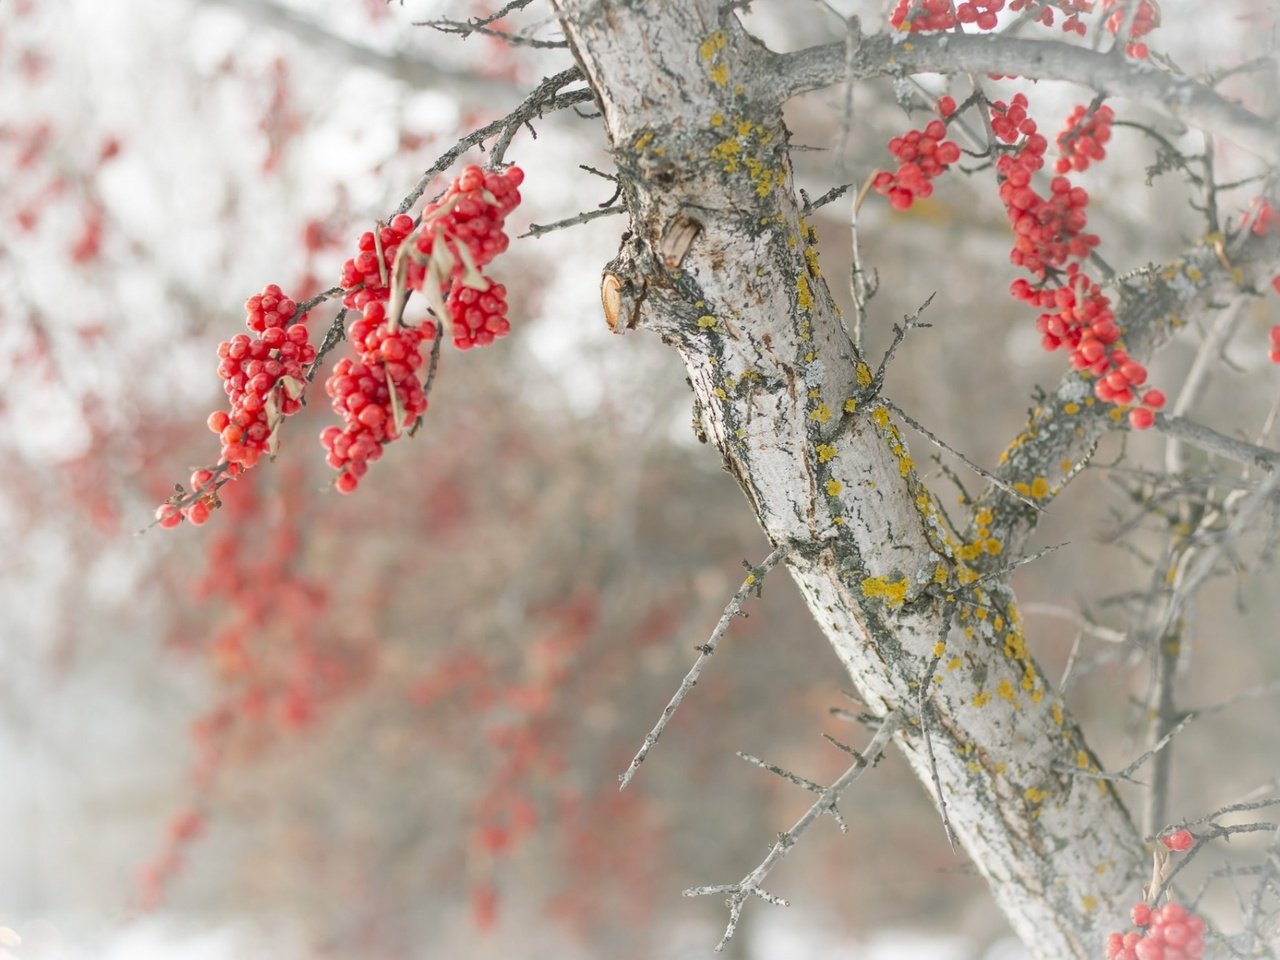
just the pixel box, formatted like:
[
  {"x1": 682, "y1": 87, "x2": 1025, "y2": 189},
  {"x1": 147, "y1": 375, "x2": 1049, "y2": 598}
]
[
  {"x1": 869, "y1": 293, "x2": 935, "y2": 396},
  {"x1": 884, "y1": 399, "x2": 1044, "y2": 514},
  {"x1": 619, "y1": 544, "x2": 793, "y2": 790},
  {"x1": 395, "y1": 68, "x2": 591, "y2": 216},
  {"x1": 736, "y1": 751, "x2": 849, "y2": 833},
  {"x1": 520, "y1": 204, "x2": 626, "y2": 238},
  {"x1": 684, "y1": 710, "x2": 903, "y2": 952}
]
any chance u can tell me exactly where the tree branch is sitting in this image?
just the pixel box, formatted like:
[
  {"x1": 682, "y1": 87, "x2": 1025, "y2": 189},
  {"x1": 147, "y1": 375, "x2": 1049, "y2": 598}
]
[
  {"x1": 197, "y1": 0, "x2": 517, "y2": 98},
  {"x1": 684, "y1": 709, "x2": 902, "y2": 952},
  {"x1": 772, "y1": 32, "x2": 1280, "y2": 164}
]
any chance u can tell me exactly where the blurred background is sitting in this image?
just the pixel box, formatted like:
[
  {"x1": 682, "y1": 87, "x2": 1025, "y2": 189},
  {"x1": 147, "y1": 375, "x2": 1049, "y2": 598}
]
[{"x1": 2, "y1": 1, "x2": 1278, "y2": 957}]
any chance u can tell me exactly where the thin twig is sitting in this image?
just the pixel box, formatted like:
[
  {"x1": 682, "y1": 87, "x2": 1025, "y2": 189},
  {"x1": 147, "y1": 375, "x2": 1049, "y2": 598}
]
[
  {"x1": 520, "y1": 204, "x2": 626, "y2": 239},
  {"x1": 918, "y1": 643, "x2": 957, "y2": 849},
  {"x1": 618, "y1": 545, "x2": 793, "y2": 790},
  {"x1": 870, "y1": 293, "x2": 935, "y2": 396},
  {"x1": 884, "y1": 399, "x2": 1044, "y2": 514},
  {"x1": 684, "y1": 710, "x2": 903, "y2": 952},
  {"x1": 305, "y1": 309, "x2": 348, "y2": 383},
  {"x1": 736, "y1": 752, "x2": 849, "y2": 833},
  {"x1": 395, "y1": 68, "x2": 591, "y2": 216}
]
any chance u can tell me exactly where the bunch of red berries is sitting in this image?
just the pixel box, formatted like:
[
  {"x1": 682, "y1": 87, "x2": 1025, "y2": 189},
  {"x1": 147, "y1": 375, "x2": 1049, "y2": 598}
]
[
  {"x1": 1009, "y1": 0, "x2": 1092, "y2": 34},
  {"x1": 992, "y1": 96, "x2": 1165, "y2": 428},
  {"x1": 156, "y1": 284, "x2": 313, "y2": 528},
  {"x1": 211, "y1": 286, "x2": 314, "y2": 467},
  {"x1": 1106, "y1": 901, "x2": 1205, "y2": 960},
  {"x1": 889, "y1": 0, "x2": 958, "y2": 31},
  {"x1": 1014, "y1": 263, "x2": 1117, "y2": 352},
  {"x1": 1056, "y1": 103, "x2": 1115, "y2": 174},
  {"x1": 991, "y1": 99, "x2": 1097, "y2": 276},
  {"x1": 1102, "y1": 0, "x2": 1158, "y2": 57},
  {"x1": 321, "y1": 301, "x2": 433, "y2": 494},
  {"x1": 873, "y1": 117, "x2": 962, "y2": 211},
  {"x1": 323, "y1": 164, "x2": 525, "y2": 492},
  {"x1": 956, "y1": 0, "x2": 1003, "y2": 29}
]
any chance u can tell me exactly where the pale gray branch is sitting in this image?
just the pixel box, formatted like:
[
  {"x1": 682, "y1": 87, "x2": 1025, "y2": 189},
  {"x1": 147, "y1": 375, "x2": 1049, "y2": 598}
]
[{"x1": 774, "y1": 32, "x2": 1280, "y2": 164}]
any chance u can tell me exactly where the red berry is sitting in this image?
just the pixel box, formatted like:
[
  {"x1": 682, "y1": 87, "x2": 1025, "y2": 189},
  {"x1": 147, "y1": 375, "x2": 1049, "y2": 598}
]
[
  {"x1": 1162, "y1": 829, "x2": 1193, "y2": 852},
  {"x1": 155, "y1": 503, "x2": 183, "y2": 528},
  {"x1": 1129, "y1": 407, "x2": 1155, "y2": 430}
]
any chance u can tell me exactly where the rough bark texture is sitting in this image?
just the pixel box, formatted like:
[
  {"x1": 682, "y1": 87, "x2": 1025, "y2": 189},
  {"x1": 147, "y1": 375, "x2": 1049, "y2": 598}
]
[{"x1": 551, "y1": 2, "x2": 1278, "y2": 956}]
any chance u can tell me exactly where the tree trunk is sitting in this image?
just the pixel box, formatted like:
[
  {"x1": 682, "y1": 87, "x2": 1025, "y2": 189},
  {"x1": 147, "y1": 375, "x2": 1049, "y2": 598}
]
[{"x1": 552, "y1": 2, "x2": 1148, "y2": 956}]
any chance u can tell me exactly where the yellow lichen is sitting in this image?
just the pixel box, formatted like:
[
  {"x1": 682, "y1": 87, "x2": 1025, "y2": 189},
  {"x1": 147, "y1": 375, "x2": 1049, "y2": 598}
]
[
  {"x1": 855, "y1": 362, "x2": 873, "y2": 387},
  {"x1": 1031, "y1": 476, "x2": 1050, "y2": 499},
  {"x1": 1024, "y1": 786, "x2": 1050, "y2": 803},
  {"x1": 816, "y1": 443, "x2": 838, "y2": 463},
  {"x1": 796, "y1": 274, "x2": 814, "y2": 310},
  {"x1": 697, "y1": 315, "x2": 718, "y2": 328},
  {"x1": 861, "y1": 576, "x2": 909, "y2": 606},
  {"x1": 998, "y1": 679, "x2": 1017, "y2": 702},
  {"x1": 972, "y1": 691, "x2": 991, "y2": 708},
  {"x1": 810, "y1": 403, "x2": 832, "y2": 424},
  {"x1": 932, "y1": 641, "x2": 945, "y2": 657},
  {"x1": 1064, "y1": 402, "x2": 1080, "y2": 414},
  {"x1": 843, "y1": 398, "x2": 858, "y2": 413},
  {"x1": 710, "y1": 113, "x2": 724, "y2": 127},
  {"x1": 947, "y1": 658, "x2": 961, "y2": 671},
  {"x1": 825, "y1": 478, "x2": 844, "y2": 496},
  {"x1": 698, "y1": 32, "x2": 726, "y2": 61},
  {"x1": 713, "y1": 387, "x2": 727, "y2": 400}
]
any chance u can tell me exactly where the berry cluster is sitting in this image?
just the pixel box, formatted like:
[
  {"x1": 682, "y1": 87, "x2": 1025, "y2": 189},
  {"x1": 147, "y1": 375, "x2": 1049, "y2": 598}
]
[
  {"x1": 873, "y1": 117, "x2": 962, "y2": 211},
  {"x1": 956, "y1": 0, "x2": 1003, "y2": 29},
  {"x1": 891, "y1": 0, "x2": 1094, "y2": 33},
  {"x1": 321, "y1": 309, "x2": 433, "y2": 495},
  {"x1": 1102, "y1": 0, "x2": 1158, "y2": 57},
  {"x1": 991, "y1": 97, "x2": 1096, "y2": 274},
  {"x1": 156, "y1": 284, "x2": 313, "y2": 528},
  {"x1": 992, "y1": 95, "x2": 1163, "y2": 428},
  {"x1": 1056, "y1": 103, "x2": 1115, "y2": 174},
  {"x1": 889, "y1": 0, "x2": 959, "y2": 32},
  {"x1": 1106, "y1": 901, "x2": 1206, "y2": 960},
  {"x1": 324, "y1": 164, "x2": 524, "y2": 492},
  {"x1": 1010, "y1": 0, "x2": 1092, "y2": 34}
]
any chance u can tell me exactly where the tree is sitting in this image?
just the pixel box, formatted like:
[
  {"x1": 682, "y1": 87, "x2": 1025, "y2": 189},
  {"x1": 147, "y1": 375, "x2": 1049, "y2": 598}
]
[{"x1": 6, "y1": 1, "x2": 1280, "y2": 959}]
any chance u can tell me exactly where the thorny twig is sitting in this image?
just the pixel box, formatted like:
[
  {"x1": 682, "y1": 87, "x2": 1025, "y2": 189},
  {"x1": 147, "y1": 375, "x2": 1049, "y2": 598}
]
[
  {"x1": 395, "y1": 67, "x2": 591, "y2": 216},
  {"x1": 736, "y1": 751, "x2": 848, "y2": 833},
  {"x1": 520, "y1": 204, "x2": 626, "y2": 239},
  {"x1": 421, "y1": 0, "x2": 568, "y2": 49},
  {"x1": 618, "y1": 544, "x2": 793, "y2": 790},
  {"x1": 884, "y1": 399, "x2": 1044, "y2": 514},
  {"x1": 684, "y1": 710, "x2": 903, "y2": 952}
]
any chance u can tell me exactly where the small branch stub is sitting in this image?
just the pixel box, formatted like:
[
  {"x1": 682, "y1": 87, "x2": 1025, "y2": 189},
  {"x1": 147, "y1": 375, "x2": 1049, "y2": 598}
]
[{"x1": 601, "y1": 271, "x2": 623, "y2": 332}]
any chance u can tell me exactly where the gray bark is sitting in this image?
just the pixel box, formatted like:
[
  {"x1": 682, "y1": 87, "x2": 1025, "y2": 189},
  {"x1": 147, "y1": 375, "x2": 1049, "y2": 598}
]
[{"x1": 549, "y1": 2, "x2": 1280, "y2": 956}]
